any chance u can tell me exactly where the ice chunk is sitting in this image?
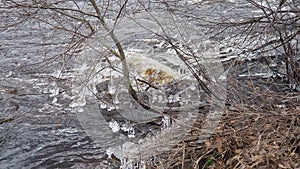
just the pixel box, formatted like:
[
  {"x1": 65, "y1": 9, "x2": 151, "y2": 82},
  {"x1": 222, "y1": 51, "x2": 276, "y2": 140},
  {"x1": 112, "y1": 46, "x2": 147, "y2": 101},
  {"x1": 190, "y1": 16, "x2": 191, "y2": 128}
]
[
  {"x1": 51, "y1": 97, "x2": 57, "y2": 104},
  {"x1": 69, "y1": 89, "x2": 87, "y2": 107},
  {"x1": 100, "y1": 102, "x2": 107, "y2": 109},
  {"x1": 69, "y1": 97, "x2": 86, "y2": 107},
  {"x1": 109, "y1": 120, "x2": 120, "y2": 133}
]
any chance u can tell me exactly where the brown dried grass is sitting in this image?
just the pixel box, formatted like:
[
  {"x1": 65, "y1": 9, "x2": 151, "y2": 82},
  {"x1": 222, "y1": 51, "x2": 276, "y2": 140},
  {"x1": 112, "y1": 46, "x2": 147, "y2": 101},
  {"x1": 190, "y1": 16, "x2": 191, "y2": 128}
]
[{"x1": 152, "y1": 76, "x2": 300, "y2": 169}]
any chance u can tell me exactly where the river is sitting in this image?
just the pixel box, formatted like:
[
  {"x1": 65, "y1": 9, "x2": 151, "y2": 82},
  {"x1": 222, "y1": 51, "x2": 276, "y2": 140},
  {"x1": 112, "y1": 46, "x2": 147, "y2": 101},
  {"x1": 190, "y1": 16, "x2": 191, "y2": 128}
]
[{"x1": 0, "y1": 0, "x2": 294, "y2": 168}]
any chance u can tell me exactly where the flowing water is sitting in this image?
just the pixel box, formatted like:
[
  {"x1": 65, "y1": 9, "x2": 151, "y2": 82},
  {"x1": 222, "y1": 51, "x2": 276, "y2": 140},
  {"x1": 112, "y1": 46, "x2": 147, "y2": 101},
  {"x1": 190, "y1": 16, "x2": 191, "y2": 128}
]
[{"x1": 0, "y1": 0, "x2": 289, "y2": 168}]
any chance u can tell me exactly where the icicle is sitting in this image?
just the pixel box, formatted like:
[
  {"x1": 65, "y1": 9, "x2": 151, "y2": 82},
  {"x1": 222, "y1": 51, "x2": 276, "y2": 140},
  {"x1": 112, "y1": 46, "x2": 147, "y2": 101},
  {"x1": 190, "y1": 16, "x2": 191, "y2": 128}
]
[
  {"x1": 119, "y1": 142, "x2": 137, "y2": 169},
  {"x1": 108, "y1": 82, "x2": 116, "y2": 95},
  {"x1": 114, "y1": 95, "x2": 120, "y2": 104},
  {"x1": 162, "y1": 116, "x2": 170, "y2": 128}
]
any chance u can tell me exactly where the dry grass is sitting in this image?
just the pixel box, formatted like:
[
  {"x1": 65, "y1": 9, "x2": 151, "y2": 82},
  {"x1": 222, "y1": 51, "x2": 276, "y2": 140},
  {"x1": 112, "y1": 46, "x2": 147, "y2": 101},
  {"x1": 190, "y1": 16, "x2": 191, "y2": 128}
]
[
  {"x1": 151, "y1": 74, "x2": 300, "y2": 168},
  {"x1": 200, "y1": 104, "x2": 299, "y2": 169},
  {"x1": 152, "y1": 102, "x2": 299, "y2": 169}
]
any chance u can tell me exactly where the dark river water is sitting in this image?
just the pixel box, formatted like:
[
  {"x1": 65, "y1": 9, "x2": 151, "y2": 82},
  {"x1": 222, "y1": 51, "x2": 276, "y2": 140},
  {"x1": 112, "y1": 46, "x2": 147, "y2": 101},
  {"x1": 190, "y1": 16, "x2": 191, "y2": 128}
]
[
  {"x1": 1, "y1": 0, "x2": 292, "y2": 168},
  {"x1": 0, "y1": 1, "x2": 119, "y2": 168}
]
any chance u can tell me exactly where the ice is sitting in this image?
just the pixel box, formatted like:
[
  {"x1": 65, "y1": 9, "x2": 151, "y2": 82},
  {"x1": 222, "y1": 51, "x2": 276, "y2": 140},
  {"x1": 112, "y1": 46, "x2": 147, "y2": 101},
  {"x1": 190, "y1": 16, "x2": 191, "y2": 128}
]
[
  {"x1": 100, "y1": 102, "x2": 107, "y2": 109},
  {"x1": 109, "y1": 142, "x2": 137, "y2": 169},
  {"x1": 162, "y1": 116, "x2": 171, "y2": 128},
  {"x1": 157, "y1": 95, "x2": 163, "y2": 102},
  {"x1": 5, "y1": 71, "x2": 14, "y2": 78},
  {"x1": 62, "y1": 92, "x2": 72, "y2": 99},
  {"x1": 69, "y1": 88, "x2": 87, "y2": 107},
  {"x1": 119, "y1": 122, "x2": 136, "y2": 138},
  {"x1": 109, "y1": 120, "x2": 120, "y2": 133},
  {"x1": 114, "y1": 96, "x2": 120, "y2": 104},
  {"x1": 219, "y1": 74, "x2": 227, "y2": 80},
  {"x1": 238, "y1": 72, "x2": 273, "y2": 78},
  {"x1": 107, "y1": 106, "x2": 115, "y2": 111},
  {"x1": 57, "y1": 127, "x2": 78, "y2": 134},
  {"x1": 106, "y1": 111, "x2": 198, "y2": 168},
  {"x1": 52, "y1": 69, "x2": 62, "y2": 79},
  {"x1": 108, "y1": 82, "x2": 116, "y2": 95},
  {"x1": 51, "y1": 97, "x2": 57, "y2": 104},
  {"x1": 70, "y1": 17, "x2": 227, "y2": 167},
  {"x1": 106, "y1": 148, "x2": 113, "y2": 158},
  {"x1": 49, "y1": 83, "x2": 59, "y2": 97},
  {"x1": 69, "y1": 97, "x2": 87, "y2": 107},
  {"x1": 76, "y1": 108, "x2": 84, "y2": 113},
  {"x1": 168, "y1": 94, "x2": 181, "y2": 102},
  {"x1": 190, "y1": 83, "x2": 196, "y2": 90}
]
